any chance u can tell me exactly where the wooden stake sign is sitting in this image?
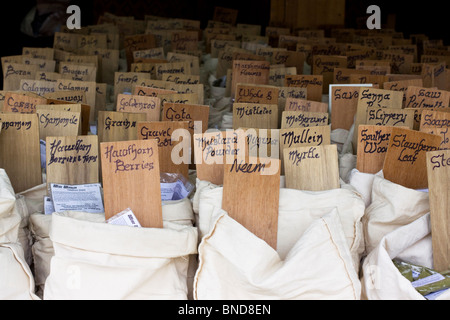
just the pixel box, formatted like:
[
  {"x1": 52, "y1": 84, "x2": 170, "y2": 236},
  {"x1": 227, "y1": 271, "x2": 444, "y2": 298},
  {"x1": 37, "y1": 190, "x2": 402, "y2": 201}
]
[
  {"x1": 37, "y1": 109, "x2": 81, "y2": 140},
  {"x1": 233, "y1": 103, "x2": 278, "y2": 130},
  {"x1": 3, "y1": 92, "x2": 47, "y2": 114},
  {"x1": 100, "y1": 139, "x2": 163, "y2": 229},
  {"x1": 366, "y1": 107, "x2": 415, "y2": 129},
  {"x1": 46, "y1": 135, "x2": 99, "y2": 188},
  {"x1": 285, "y1": 98, "x2": 328, "y2": 114},
  {"x1": 284, "y1": 144, "x2": 340, "y2": 192},
  {"x1": 194, "y1": 130, "x2": 247, "y2": 185},
  {"x1": 405, "y1": 86, "x2": 450, "y2": 110},
  {"x1": 383, "y1": 128, "x2": 442, "y2": 189},
  {"x1": 284, "y1": 75, "x2": 323, "y2": 102},
  {"x1": 235, "y1": 83, "x2": 279, "y2": 105},
  {"x1": 222, "y1": 156, "x2": 281, "y2": 250},
  {"x1": 138, "y1": 121, "x2": 190, "y2": 178},
  {"x1": 426, "y1": 149, "x2": 450, "y2": 272},
  {"x1": 231, "y1": 60, "x2": 270, "y2": 98},
  {"x1": 281, "y1": 111, "x2": 329, "y2": 129},
  {"x1": 420, "y1": 109, "x2": 450, "y2": 150},
  {"x1": 357, "y1": 125, "x2": 401, "y2": 174},
  {"x1": 97, "y1": 111, "x2": 147, "y2": 144},
  {"x1": 329, "y1": 84, "x2": 373, "y2": 131},
  {"x1": 0, "y1": 113, "x2": 42, "y2": 193},
  {"x1": 116, "y1": 94, "x2": 161, "y2": 122}
]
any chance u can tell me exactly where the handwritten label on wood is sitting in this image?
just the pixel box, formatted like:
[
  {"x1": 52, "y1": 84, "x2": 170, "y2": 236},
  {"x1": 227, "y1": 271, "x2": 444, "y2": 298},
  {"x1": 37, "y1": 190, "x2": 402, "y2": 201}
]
[
  {"x1": 56, "y1": 79, "x2": 96, "y2": 122},
  {"x1": 46, "y1": 135, "x2": 99, "y2": 188},
  {"x1": 366, "y1": 107, "x2": 415, "y2": 129},
  {"x1": 3, "y1": 63, "x2": 38, "y2": 91},
  {"x1": 222, "y1": 157, "x2": 281, "y2": 250},
  {"x1": 284, "y1": 145, "x2": 340, "y2": 191},
  {"x1": 37, "y1": 109, "x2": 81, "y2": 140},
  {"x1": 116, "y1": 94, "x2": 161, "y2": 122},
  {"x1": 420, "y1": 109, "x2": 450, "y2": 150},
  {"x1": 233, "y1": 103, "x2": 278, "y2": 130},
  {"x1": 284, "y1": 75, "x2": 323, "y2": 102},
  {"x1": 138, "y1": 121, "x2": 190, "y2": 178},
  {"x1": 0, "y1": 113, "x2": 42, "y2": 193},
  {"x1": 3, "y1": 92, "x2": 47, "y2": 114},
  {"x1": 231, "y1": 60, "x2": 270, "y2": 98},
  {"x1": 101, "y1": 139, "x2": 163, "y2": 228},
  {"x1": 405, "y1": 86, "x2": 450, "y2": 110},
  {"x1": 20, "y1": 79, "x2": 57, "y2": 96},
  {"x1": 426, "y1": 150, "x2": 450, "y2": 272},
  {"x1": 97, "y1": 111, "x2": 147, "y2": 144},
  {"x1": 383, "y1": 128, "x2": 442, "y2": 189},
  {"x1": 285, "y1": 98, "x2": 328, "y2": 114},
  {"x1": 235, "y1": 83, "x2": 279, "y2": 105},
  {"x1": 281, "y1": 111, "x2": 329, "y2": 129}
]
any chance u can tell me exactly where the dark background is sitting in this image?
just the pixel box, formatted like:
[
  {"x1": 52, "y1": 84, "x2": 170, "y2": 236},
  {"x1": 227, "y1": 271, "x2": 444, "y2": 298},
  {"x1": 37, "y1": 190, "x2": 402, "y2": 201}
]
[{"x1": 0, "y1": 0, "x2": 448, "y2": 59}]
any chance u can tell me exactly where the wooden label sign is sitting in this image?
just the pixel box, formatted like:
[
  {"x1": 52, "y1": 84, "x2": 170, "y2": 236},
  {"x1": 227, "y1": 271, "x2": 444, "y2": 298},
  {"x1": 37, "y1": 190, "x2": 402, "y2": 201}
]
[
  {"x1": 244, "y1": 128, "x2": 280, "y2": 160},
  {"x1": 37, "y1": 109, "x2": 81, "y2": 140},
  {"x1": 23, "y1": 47, "x2": 54, "y2": 60},
  {"x1": 56, "y1": 79, "x2": 97, "y2": 122},
  {"x1": 426, "y1": 150, "x2": 450, "y2": 272},
  {"x1": 20, "y1": 79, "x2": 57, "y2": 96},
  {"x1": 46, "y1": 135, "x2": 99, "y2": 188},
  {"x1": 3, "y1": 92, "x2": 47, "y2": 114},
  {"x1": 284, "y1": 145, "x2": 340, "y2": 192},
  {"x1": 159, "y1": 93, "x2": 199, "y2": 108},
  {"x1": 162, "y1": 103, "x2": 210, "y2": 134},
  {"x1": 42, "y1": 101, "x2": 90, "y2": 136},
  {"x1": 222, "y1": 157, "x2": 281, "y2": 250},
  {"x1": 235, "y1": 83, "x2": 279, "y2": 105},
  {"x1": 330, "y1": 85, "x2": 372, "y2": 131},
  {"x1": 405, "y1": 86, "x2": 450, "y2": 110},
  {"x1": 116, "y1": 94, "x2": 161, "y2": 122},
  {"x1": 124, "y1": 34, "x2": 157, "y2": 68},
  {"x1": 114, "y1": 72, "x2": 151, "y2": 100},
  {"x1": 271, "y1": 50, "x2": 305, "y2": 75},
  {"x1": 155, "y1": 61, "x2": 192, "y2": 80},
  {"x1": 353, "y1": 88, "x2": 404, "y2": 151},
  {"x1": 0, "y1": 113, "x2": 42, "y2": 193},
  {"x1": 133, "y1": 85, "x2": 177, "y2": 97},
  {"x1": 357, "y1": 125, "x2": 400, "y2": 174},
  {"x1": 383, "y1": 78, "x2": 424, "y2": 108},
  {"x1": 285, "y1": 98, "x2": 328, "y2": 114},
  {"x1": 97, "y1": 111, "x2": 147, "y2": 144},
  {"x1": 366, "y1": 107, "x2": 415, "y2": 129},
  {"x1": 138, "y1": 121, "x2": 190, "y2": 178},
  {"x1": 35, "y1": 71, "x2": 60, "y2": 82},
  {"x1": 269, "y1": 66, "x2": 296, "y2": 87},
  {"x1": 420, "y1": 109, "x2": 450, "y2": 150},
  {"x1": 133, "y1": 47, "x2": 165, "y2": 61},
  {"x1": 44, "y1": 90, "x2": 87, "y2": 104},
  {"x1": 213, "y1": 6, "x2": 238, "y2": 25},
  {"x1": 3, "y1": 63, "x2": 38, "y2": 91},
  {"x1": 284, "y1": 75, "x2": 323, "y2": 102},
  {"x1": 312, "y1": 55, "x2": 347, "y2": 93},
  {"x1": 59, "y1": 62, "x2": 97, "y2": 82},
  {"x1": 171, "y1": 31, "x2": 199, "y2": 51},
  {"x1": 383, "y1": 128, "x2": 442, "y2": 189},
  {"x1": 233, "y1": 103, "x2": 278, "y2": 130},
  {"x1": 231, "y1": 60, "x2": 270, "y2": 98},
  {"x1": 162, "y1": 73, "x2": 200, "y2": 85},
  {"x1": 101, "y1": 139, "x2": 163, "y2": 229},
  {"x1": 281, "y1": 111, "x2": 329, "y2": 129},
  {"x1": 194, "y1": 130, "x2": 247, "y2": 185}
]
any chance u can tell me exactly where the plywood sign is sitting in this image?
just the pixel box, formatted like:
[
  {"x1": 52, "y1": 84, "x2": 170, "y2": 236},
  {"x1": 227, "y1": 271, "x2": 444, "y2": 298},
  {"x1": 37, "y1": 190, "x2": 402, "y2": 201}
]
[
  {"x1": 312, "y1": 55, "x2": 347, "y2": 94},
  {"x1": 284, "y1": 75, "x2": 323, "y2": 102},
  {"x1": 100, "y1": 139, "x2": 163, "y2": 229},
  {"x1": 97, "y1": 111, "x2": 147, "y2": 144},
  {"x1": 59, "y1": 62, "x2": 97, "y2": 82},
  {"x1": 19, "y1": 79, "x2": 57, "y2": 96},
  {"x1": 194, "y1": 130, "x2": 247, "y2": 186},
  {"x1": 330, "y1": 85, "x2": 373, "y2": 131},
  {"x1": 420, "y1": 109, "x2": 450, "y2": 150},
  {"x1": 383, "y1": 128, "x2": 442, "y2": 189},
  {"x1": 56, "y1": 79, "x2": 96, "y2": 122},
  {"x1": 244, "y1": 128, "x2": 280, "y2": 160},
  {"x1": 42, "y1": 100, "x2": 90, "y2": 136},
  {"x1": 281, "y1": 111, "x2": 329, "y2": 129},
  {"x1": 366, "y1": 107, "x2": 415, "y2": 129},
  {"x1": 124, "y1": 34, "x2": 157, "y2": 69},
  {"x1": 357, "y1": 125, "x2": 400, "y2": 174},
  {"x1": 3, "y1": 92, "x2": 47, "y2": 114},
  {"x1": 284, "y1": 145, "x2": 340, "y2": 192},
  {"x1": 46, "y1": 135, "x2": 99, "y2": 188},
  {"x1": 222, "y1": 157, "x2": 281, "y2": 250},
  {"x1": 235, "y1": 83, "x2": 279, "y2": 105},
  {"x1": 231, "y1": 60, "x2": 270, "y2": 98},
  {"x1": 114, "y1": 72, "x2": 151, "y2": 101},
  {"x1": 426, "y1": 150, "x2": 450, "y2": 272},
  {"x1": 233, "y1": 103, "x2": 278, "y2": 130},
  {"x1": 116, "y1": 94, "x2": 161, "y2": 122},
  {"x1": 0, "y1": 113, "x2": 42, "y2": 193},
  {"x1": 285, "y1": 98, "x2": 328, "y2": 114},
  {"x1": 155, "y1": 61, "x2": 192, "y2": 81},
  {"x1": 138, "y1": 121, "x2": 190, "y2": 178},
  {"x1": 162, "y1": 103, "x2": 210, "y2": 134},
  {"x1": 404, "y1": 86, "x2": 450, "y2": 110},
  {"x1": 37, "y1": 109, "x2": 81, "y2": 140},
  {"x1": 3, "y1": 63, "x2": 38, "y2": 91},
  {"x1": 171, "y1": 31, "x2": 199, "y2": 51},
  {"x1": 44, "y1": 90, "x2": 87, "y2": 104},
  {"x1": 383, "y1": 78, "x2": 424, "y2": 108}
]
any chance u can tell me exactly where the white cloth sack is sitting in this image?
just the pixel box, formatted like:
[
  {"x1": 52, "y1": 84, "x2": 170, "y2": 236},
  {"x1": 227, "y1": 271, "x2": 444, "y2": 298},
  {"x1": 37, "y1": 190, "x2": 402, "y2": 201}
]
[
  {"x1": 362, "y1": 213, "x2": 450, "y2": 300},
  {"x1": 196, "y1": 184, "x2": 365, "y2": 269},
  {"x1": 0, "y1": 169, "x2": 39, "y2": 300},
  {"x1": 348, "y1": 169, "x2": 377, "y2": 208},
  {"x1": 44, "y1": 208, "x2": 198, "y2": 300},
  {"x1": 363, "y1": 175, "x2": 431, "y2": 257},
  {"x1": 194, "y1": 208, "x2": 361, "y2": 300}
]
